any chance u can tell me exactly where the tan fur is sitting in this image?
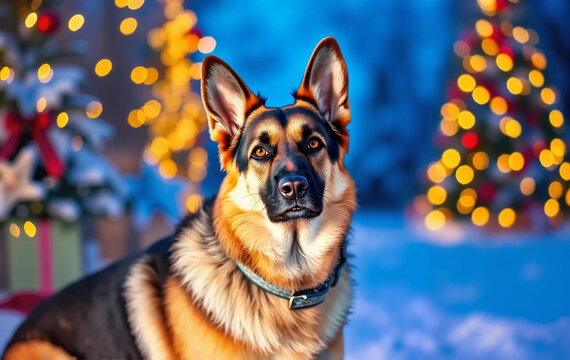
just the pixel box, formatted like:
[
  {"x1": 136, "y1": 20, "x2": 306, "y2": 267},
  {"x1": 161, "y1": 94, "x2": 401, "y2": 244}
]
[
  {"x1": 3, "y1": 340, "x2": 74, "y2": 360},
  {"x1": 163, "y1": 276, "x2": 254, "y2": 360},
  {"x1": 124, "y1": 256, "x2": 178, "y2": 360}
]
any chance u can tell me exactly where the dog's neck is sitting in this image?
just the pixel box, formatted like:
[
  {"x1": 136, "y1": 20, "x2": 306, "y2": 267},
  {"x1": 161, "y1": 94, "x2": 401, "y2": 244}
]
[{"x1": 170, "y1": 202, "x2": 353, "y2": 356}]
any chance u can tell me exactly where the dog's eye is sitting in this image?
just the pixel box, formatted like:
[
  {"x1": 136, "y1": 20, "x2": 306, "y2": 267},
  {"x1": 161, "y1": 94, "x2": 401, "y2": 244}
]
[
  {"x1": 252, "y1": 147, "x2": 269, "y2": 159},
  {"x1": 305, "y1": 139, "x2": 322, "y2": 151}
]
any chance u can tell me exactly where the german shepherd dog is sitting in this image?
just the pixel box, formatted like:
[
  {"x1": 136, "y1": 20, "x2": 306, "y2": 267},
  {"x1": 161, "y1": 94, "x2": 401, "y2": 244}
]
[{"x1": 3, "y1": 37, "x2": 356, "y2": 359}]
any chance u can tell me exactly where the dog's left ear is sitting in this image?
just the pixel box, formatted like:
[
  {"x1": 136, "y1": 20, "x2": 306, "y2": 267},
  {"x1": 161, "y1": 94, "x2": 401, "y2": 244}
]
[
  {"x1": 296, "y1": 37, "x2": 350, "y2": 141},
  {"x1": 201, "y1": 56, "x2": 262, "y2": 169}
]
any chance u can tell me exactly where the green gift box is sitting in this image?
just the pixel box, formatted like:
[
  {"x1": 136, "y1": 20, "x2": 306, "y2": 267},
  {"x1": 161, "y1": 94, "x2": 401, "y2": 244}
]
[{"x1": 4, "y1": 218, "x2": 83, "y2": 295}]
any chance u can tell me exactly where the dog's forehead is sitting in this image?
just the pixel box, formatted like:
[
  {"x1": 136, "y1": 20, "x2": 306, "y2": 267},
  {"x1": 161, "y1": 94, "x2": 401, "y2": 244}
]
[{"x1": 245, "y1": 105, "x2": 325, "y2": 141}]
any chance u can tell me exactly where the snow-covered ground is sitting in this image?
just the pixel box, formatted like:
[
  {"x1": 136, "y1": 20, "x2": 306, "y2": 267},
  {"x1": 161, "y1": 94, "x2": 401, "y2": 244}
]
[
  {"x1": 345, "y1": 211, "x2": 570, "y2": 360},
  {"x1": 1, "y1": 211, "x2": 569, "y2": 358}
]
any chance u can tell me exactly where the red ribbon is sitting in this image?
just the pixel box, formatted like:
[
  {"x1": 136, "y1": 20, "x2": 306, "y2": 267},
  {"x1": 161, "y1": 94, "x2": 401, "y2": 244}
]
[{"x1": 0, "y1": 111, "x2": 64, "y2": 179}]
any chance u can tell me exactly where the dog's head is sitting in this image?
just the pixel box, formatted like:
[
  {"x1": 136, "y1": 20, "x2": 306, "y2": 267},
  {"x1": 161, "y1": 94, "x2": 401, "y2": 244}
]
[{"x1": 201, "y1": 37, "x2": 356, "y2": 289}]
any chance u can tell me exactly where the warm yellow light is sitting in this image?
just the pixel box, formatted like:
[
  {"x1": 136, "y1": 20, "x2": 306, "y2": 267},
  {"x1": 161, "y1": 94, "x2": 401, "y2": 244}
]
[
  {"x1": 144, "y1": 67, "x2": 159, "y2": 85},
  {"x1": 95, "y1": 59, "x2": 112, "y2": 77},
  {"x1": 566, "y1": 189, "x2": 570, "y2": 207},
  {"x1": 497, "y1": 154, "x2": 511, "y2": 173},
  {"x1": 503, "y1": 118, "x2": 522, "y2": 138},
  {"x1": 457, "y1": 74, "x2": 476, "y2": 92},
  {"x1": 549, "y1": 110, "x2": 564, "y2": 128},
  {"x1": 25, "y1": 12, "x2": 38, "y2": 28},
  {"x1": 475, "y1": 19, "x2": 494, "y2": 38},
  {"x1": 481, "y1": 38, "x2": 498, "y2": 56},
  {"x1": 508, "y1": 152, "x2": 525, "y2": 171},
  {"x1": 469, "y1": 55, "x2": 487, "y2": 72},
  {"x1": 9, "y1": 223, "x2": 21, "y2": 238},
  {"x1": 531, "y1": 52, "x2": 547, "y2": 70},
  {"x1": 86, "y1": 101, "x2": 103, "y2": 118},
  {"x1": 456, "y1": 165, "x2": 474, "y2": 185},
  {"x1": 131, "y1": 66, "x2": 148, "y2": 84},
  {"x1": 128, "y1": 109, "x2": 146, "y2": 128},
  {"x1": 441, "y1": 102, "x2": 460, "y2": 119},
  {"x1": 24, "y1": 221, "x2": 37, "y2": 237},
  {"x1": 498, "y1": 208, "x2": 516, "y2": 228},
  {"x1": 197, "y1": 36, "x2": 216, "y2": 54},
  {"x1": 541, "y1": 87, "x2": 556, "y2": 105},
  {"x1": 472, "y1": 86, "x2": 490, "y2": 104},
  {"x1": 127, "y1": 0, "x2": 144, "y2": 10},
  {"x1": 489, "y1": 97, "x2": 508, "y2": 115},
  {"x1": 528, "y1": 70, "x2": 544, "y2": 87},
  {"x1": 36, "y1": 97, "x2": 47, "y2": 113},
  {"x1": 559, "y1": 162, "x2": 570, "y2": 181},
  {"x1": 457, "y1": 111, "x2": 475, "y2": 129},
  {"x1": 425, "y1": 210, "x2": 446, "y2": 231},
  {"x1": 472, "y1": 152, "x2": 489, "y2": 170},
  {"x1": 147, "y1": 28, "x2": 166, "y2": 48},
  {"x1": 143, "y1": 99, "x2": 162, "y2": 118},
  {"x1": 37, "y1": 63, "x2": 51, "y2": 81},
  {"x1": 442, "y1": 149, "x2": 461, "y2": 169},
  {"x1": 506, "y1": 77, "x2": 523, "y2": 95},
  {"x1": 120, "y1": 17, "x2": 138, "y2": 35},
  {"x1": 512, "y1": 26, "x2": 529, "y2": 43},
  {"x1": 551, "y1": 138, "x2": 566, "y2": 158},
  {"x1": 159, "y1": 159, "x2": 178, "y2": 179},
  {"x1": 150, "y1": 137, "x2": 170, "y2": 159},
  {"x1": 544, "y1": 199, "x2": 559, "y2": 218},
  {"x1": 440, "y1": 118, "x2": 459, "y2": 136},
  {"x1": 68, "y1": 14, "x2": 84, "y2": 32},
  {"x1": 549, "y1": 181, "x2": 563, "y2": 199},
  {"x1": 427, "y1": 162, "x2": 447, "y2": 183},
  {"x1": 539, "y1": 149, "x2": 554, "y2": 168},
  {"x1": 56, "y1": 112, "x2": 69, "y2": 128},
  {"x1": 427, "y1": 185, "x2": 447, "y2": 206},
  {"x1": 520, "y1": 177, "x2": 535, "y2": 195},
  {"x1": 496, "y1": 53, "x2": 513, "y2": 72},
  {"x1": 471, "y1": 206, "x2": 490, "y2": 226},
  {"x1": 115, "y1": 0, "x2": 128, "y2": 8},
  {"x1": 186, "y1": 193, "x2": 202, "y2": 213},
  {"x1": 0, "y1": 66, "x2": 10, "y2": 81},
  {"x1": 459, "y1": 188, "x2": 477, "y2": 208}
]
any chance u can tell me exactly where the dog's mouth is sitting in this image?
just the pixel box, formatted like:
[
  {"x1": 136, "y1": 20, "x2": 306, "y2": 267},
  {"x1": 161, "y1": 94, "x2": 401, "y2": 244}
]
[{"x1": 269, "y1": 205, "x2": 322, "y2": 222}]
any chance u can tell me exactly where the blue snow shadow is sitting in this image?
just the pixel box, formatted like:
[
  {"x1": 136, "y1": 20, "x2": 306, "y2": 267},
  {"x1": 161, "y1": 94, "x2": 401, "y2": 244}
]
[{"x1": 345, "y1": 211, "x2": 570, "y2": 359}]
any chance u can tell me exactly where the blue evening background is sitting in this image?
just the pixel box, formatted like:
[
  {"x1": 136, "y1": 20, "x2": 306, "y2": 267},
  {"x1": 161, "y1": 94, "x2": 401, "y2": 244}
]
[{"x1": 1, "y1": 0, "x2": 570, "y2": 359}]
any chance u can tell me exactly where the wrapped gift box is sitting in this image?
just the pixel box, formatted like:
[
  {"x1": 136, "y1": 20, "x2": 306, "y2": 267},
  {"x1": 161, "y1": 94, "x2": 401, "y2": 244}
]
[{"x1": 4, "y1": 218, "x2": 83, "y2": 295}]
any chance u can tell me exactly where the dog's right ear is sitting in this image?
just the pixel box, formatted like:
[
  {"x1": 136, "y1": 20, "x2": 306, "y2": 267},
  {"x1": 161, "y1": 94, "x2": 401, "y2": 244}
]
[{"x1": 201, "y1": 56, "x2": 262, "y2": 169}]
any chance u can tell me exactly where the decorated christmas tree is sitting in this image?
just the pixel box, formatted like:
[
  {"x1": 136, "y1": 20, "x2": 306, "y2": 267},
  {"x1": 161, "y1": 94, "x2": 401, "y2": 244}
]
[
  {"x1": 417, "y1": 0, "x2": 568, "y2": 231},
  {"x1": 126, "y1": 0, "x2": 210, "y2": 217},
  {"x1": 0, "y1": 0, "x2": 128, "y2": 293}
]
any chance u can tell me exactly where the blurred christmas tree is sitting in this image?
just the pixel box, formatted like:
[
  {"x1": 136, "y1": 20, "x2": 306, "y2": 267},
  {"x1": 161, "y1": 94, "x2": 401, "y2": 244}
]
[
  {"x1": 0, "y1": 0, "x2": 128, "y2": 292},
  {"x1": 125, "y1": 0, "x2": 210, "y2": 215},
  {"x1": 417, "y1": 0, "x2": 569, "y2": 231}
]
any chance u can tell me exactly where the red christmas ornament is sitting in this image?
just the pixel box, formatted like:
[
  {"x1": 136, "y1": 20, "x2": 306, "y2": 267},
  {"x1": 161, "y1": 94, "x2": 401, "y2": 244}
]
[
  {"x1": 498, "y1": 45, "x2": 514, "y2": 59},
  {"x1": 37, "y1": 11, "x2": 60, "y2": 34},
  {"x1": 478, "y1": 181, "x2": 498, "y2": 203},
  {"x1": 461, "y1": 132, "x2": 479, "y2": 149},
  {"x1": 496, "y1": 0, "x2": 510, "y2": 12},
  {"x1": 189, "y1": 27, "x2": 203, "y2": 39}
]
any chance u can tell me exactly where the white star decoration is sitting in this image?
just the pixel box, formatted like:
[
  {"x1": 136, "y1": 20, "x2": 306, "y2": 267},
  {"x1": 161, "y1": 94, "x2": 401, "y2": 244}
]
[{"x1": 0, "y1": 147, "x2": 46, "y2": 219}]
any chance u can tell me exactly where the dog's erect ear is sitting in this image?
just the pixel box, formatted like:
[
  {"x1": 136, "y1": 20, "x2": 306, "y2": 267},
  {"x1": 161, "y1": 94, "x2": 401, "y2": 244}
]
[
  {"x1": 201, "y1": 56, "x2": 262, "y2": 168},
  {"x1": 296, "y1": 37, "x2": 350, "y2": 138}
]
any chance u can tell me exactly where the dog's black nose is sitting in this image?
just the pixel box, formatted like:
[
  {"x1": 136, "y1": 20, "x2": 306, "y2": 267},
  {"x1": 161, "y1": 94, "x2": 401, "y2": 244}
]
[{"x1": 279, "y1": 176, "x2": 308, "y2": 200}]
